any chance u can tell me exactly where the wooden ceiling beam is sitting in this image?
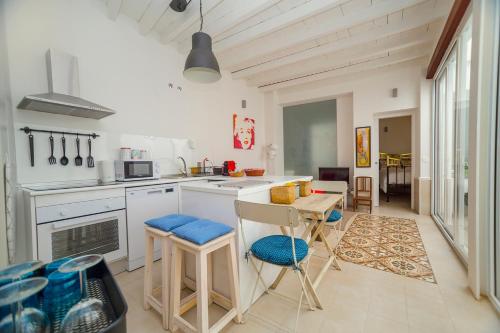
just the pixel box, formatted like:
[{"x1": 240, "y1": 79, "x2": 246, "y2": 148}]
[
  {"x1": 258, "y1": 45, "x2": 431, "y2": 91},
  {"x1": 138, "y1": 0, "x2": 171, "y2": 35},
  {"x1": 230, "y1": 16, "x2": 444, "y2": 79},
  {"x1": 218, "y1": 0, "x2": 432, "y2": 70},
  {"x1": 175, "y1": 0, "x2": 282, "y2": 52},
  {"x1": 246, "y1": 34, "x2": 436, "y2": 86},
  {"x1": 160, "y1": 0, "x2": 225, "y2": 44},
  {"x1": 212, "y1": 0, "x2": 348, "y2": 52}
]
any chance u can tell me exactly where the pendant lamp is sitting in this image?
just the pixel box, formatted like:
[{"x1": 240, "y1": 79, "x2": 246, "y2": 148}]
[{"x1": 183, "y1": 0, "x2": 221, "y2": 83}]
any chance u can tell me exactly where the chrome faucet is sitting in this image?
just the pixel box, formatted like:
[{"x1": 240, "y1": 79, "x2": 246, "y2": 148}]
[
  {"x1": 177, "y1": 156, "x2": 187, "y2": 176},
  {"x1": 202, "y1": 157, "x2": 213, "y2": 175}
]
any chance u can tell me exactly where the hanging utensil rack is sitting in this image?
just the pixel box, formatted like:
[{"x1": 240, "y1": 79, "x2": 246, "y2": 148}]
[{"x1": 20, "y1": 126, "x2": 100, "y2": 138}]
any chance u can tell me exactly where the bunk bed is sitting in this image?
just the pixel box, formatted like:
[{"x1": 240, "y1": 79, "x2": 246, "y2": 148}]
[{"x1": 379, "y1": 153, "x2": 411, "y2": 202}]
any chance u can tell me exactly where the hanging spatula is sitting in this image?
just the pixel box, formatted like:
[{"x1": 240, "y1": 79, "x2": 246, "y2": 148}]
[
  {"x1": 87, "y1": 136, "x2": 95, "y2": 168},
  {"x1": 75, "y1": 135, "x2": 83, "y2": 166}
]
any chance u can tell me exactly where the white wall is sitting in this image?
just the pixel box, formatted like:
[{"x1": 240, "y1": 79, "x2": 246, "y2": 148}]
[
  {"x1": 336, "y1": 94, "x2": 354, "y2": 187},
  {"x1": 267, "y1": 59, "x2": 427, "y2": 206},
  {"x1": 4, "y1": 0, "x2": 266, "y2": 185},
  {"x1": 379, "y1": 116, "x2": 412, "y2": 154},
  {"x1": 0, "y1": 0, "x2": 16, "y2": 266}
]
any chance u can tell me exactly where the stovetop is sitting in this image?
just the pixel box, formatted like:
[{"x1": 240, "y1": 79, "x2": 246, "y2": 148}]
[{"x1": 22, "y1": 180, "x2": 122, "y2": 191}]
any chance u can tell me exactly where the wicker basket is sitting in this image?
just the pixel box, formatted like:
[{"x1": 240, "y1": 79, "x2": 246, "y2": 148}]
[
  {"x1": 299, "y1": 181, "x2": 312, "y2": 197},
  {"x1": 270, "y1": 185, "x2": 296, "y2": 204},
  {"x1": 244, "y1": 168, "x2": 265, "y2": 176},
  {"x1": 229, "y1": 170, "x2": 245, "y2": 177}
]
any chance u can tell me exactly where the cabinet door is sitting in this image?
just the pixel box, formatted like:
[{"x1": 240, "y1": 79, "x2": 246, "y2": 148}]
[{"x1": 126, "y1": 185, "x2": 179, "y2": 271}]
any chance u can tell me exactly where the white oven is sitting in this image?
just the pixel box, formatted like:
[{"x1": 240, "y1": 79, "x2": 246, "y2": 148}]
[{"x1": 36, "y1": 193, "x2": 127, "y2": 263}]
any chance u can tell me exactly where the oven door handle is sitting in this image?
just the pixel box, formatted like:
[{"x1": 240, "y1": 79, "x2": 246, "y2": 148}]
[{"x1": 51, "y1": 216, "x2": 117, "y2": 230}]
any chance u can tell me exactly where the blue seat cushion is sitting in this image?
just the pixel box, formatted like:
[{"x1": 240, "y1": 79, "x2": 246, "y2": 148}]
[
  {"x1": 251, "y1": 235, "x2": 308, "y2": 266},
  {"x1": 172, "y1": 219, "x2": 233, "y2": 245},
  {"x1": 145, "y1": 214, "x2": 199, "y2": 232},
  {"x1": 327, "y1": 210, "x2": 342, "y2": 223}
]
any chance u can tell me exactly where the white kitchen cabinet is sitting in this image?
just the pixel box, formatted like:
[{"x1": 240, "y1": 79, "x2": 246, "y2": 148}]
[{"x1": 126, "y1": 184, "x2": 179, "y2": 271}]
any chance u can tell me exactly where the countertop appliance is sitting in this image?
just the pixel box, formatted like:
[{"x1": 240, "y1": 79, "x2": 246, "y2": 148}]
[
  {"x1": 115, "y1": 160, "x2": 160, "y2": 182},
  {"x1": 98, "y1": 160, "x2": 116, "y2": 183},
  {"x1": 17, "y1": 49, "x2": 115, "y2": 119},
  {"x1": 222, "y1": 160, "x2": 236, "y2": 176},
  {"x1": 126, "y1": 184, "x2": 179, "y2": 271},
  {"x1": 36, "y1": 188, "x2": 127, "y2": 263}
]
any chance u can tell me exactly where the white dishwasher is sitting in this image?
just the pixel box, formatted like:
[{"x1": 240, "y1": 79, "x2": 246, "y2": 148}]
[{"x1": 126, "y1": 184, "x2": 179, "y2": 271}]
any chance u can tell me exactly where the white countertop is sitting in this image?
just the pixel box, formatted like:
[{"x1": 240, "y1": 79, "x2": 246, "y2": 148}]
[
  {"x1": 21, "y1": 175, "x2": 312, "y2": 196},
  {"x1": 20, "y1": 176, "x2": 213, "y2": 196},
  {"x1": 180, "y1": 175, "x2": 312, "y2": 196}
]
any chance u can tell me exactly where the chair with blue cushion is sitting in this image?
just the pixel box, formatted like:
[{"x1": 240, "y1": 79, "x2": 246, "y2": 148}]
[
  {"x1": 312, "y1": 181, "x2": 345, "y2": 269},
  {"x1": 169, "y1": 219, "x2": 242, "y2": 333},
  {"x1": 143, "y1": 214, "x2": 198, "y2": 329},
  {"x1": 234, "y1": 200, "x2": 322, "y2": 333}
]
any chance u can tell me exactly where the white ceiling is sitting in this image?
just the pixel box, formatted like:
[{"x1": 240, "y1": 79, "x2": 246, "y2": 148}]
[{"x1": 103, "y1": 0, "x2": 453, "y2": 91}]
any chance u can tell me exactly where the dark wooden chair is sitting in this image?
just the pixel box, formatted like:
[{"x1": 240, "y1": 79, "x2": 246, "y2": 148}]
[{"x1": 353, "y1": 176, "x2": 373, "y2": 213}]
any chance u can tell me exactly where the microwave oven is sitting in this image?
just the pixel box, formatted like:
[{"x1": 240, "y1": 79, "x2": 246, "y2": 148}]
[{"x1": 115, "y1": 160, "x2": 160, "y2": 181}]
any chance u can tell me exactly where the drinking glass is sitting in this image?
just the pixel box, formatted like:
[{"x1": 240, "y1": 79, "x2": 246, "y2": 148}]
[
  {"x1": 0, "y1": 260, "x2": 44, "y2": 282},
  {"x1": 58, "y1": 254, "x2": 107, "y2": 333},
  {"x1": 0, "y1": 277, "x2": 50, "y2": 333},
  {"x1": 0, "y1": 261, "x2": 44, "y2": 319}
]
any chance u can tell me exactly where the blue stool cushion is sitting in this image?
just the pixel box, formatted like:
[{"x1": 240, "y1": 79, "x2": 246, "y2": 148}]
[
  {"x1": 145, "y1": 214, "x2": 199, "y2": 232},
  {"x1": 251, "y1": 235, "x2": 308, "y2": 266},
  {"x1": 327, "y1": 210, "x2": 342, "y2": 223},
  {"x1": 172, "y1": 219, "x2": 233, "y2": 245}
]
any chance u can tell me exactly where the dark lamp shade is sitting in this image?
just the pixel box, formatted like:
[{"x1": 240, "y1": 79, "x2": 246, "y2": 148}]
[{"x1": 183, "y1": 32, "x2": 221, "y2": 83}]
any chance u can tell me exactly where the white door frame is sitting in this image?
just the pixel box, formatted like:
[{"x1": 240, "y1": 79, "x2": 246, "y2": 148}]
[{"x1": 373, "y1": 109, "x2": 417, "y2": 209}]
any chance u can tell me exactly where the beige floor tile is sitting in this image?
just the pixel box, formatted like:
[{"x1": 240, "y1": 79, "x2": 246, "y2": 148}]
[
  {"x1": 321, "y1": 316, "x2": 364, "y2": 333},
  {"x1": 368, "y1": 291, "x2": 407, "y2": 324},
  {"x1": 114, "y1": 196, "x2": 500, "y2": 333},
  {"x1": 363, "y1": 314, "x2": 409, "y2": 333}
]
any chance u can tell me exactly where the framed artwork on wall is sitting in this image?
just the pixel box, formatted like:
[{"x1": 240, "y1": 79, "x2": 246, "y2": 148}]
[
  {"x1": 355, "y1": 126, "x2": 371, "y2": 168},
  {"x1": 233, "y1": 113, "x2": 255, "y2": 150}
]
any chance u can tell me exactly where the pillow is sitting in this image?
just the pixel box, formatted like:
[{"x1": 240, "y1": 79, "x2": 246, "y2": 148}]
[
  {"x1": 145, "y1": 214, "x2": 198, "y2": 232},
  {"x1": 172, "y1": 219, "x2": 233, "y2": 245}
]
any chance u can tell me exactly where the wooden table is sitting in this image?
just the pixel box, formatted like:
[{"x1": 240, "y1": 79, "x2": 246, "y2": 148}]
[{"x1": 271, "y1": 193, "x2": 344, "y2": 291}]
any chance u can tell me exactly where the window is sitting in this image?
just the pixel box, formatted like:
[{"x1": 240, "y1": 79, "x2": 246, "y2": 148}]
[
  {"x1": 433, "y1": 17, "x2": 472, "y2": 258},
  {"x1": 494, "y1": 32, "x2": 500, "y2": 306}
]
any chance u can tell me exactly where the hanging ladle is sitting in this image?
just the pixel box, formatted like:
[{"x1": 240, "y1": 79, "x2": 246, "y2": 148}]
[{"x1": 60, "y1": 134, "x2": 69, "y2": 166}]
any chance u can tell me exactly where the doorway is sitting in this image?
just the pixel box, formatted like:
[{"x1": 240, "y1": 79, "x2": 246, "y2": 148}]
[{"x1": 378, "y1": 116, "x2": 412, "y2": 208}]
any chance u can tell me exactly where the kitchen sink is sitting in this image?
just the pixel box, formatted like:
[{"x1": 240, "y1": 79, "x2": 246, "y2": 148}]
[
  {"x1": 161, "y1": 174, "x2": 190, "y2": 179},
  {"x1": 161, "y1": 174, "x2": 213, "y2": 180}
]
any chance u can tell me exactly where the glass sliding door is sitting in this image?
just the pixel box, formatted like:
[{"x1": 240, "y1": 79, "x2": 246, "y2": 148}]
[
  {"x1": 455, "y1": 19, "x2": 472, "y2": 254},
  {"x1": 433, "y1": 17, "x2": 472, "y2": 259},
  {"x1": 495, "y1": 63, "x2": 500, "y2": 303},
  {"x1": 494, "y1": 20, "x2": 500, "y2": 306},
  {"x1": 434, "y1": 48, "x2": 457, "y2": 238},
  {"x1": 435, "y1": 72, "x2": 447, "y2": 224}
]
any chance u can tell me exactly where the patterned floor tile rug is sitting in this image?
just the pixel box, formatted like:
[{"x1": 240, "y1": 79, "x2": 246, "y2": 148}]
[{"x1": 337, "y1": 214, "x2": 436, "y2": 283}]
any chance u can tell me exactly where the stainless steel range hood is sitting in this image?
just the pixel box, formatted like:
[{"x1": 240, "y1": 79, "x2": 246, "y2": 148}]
[{"x1": 18, "y1": 49, "x2": 115, "y2": 119}]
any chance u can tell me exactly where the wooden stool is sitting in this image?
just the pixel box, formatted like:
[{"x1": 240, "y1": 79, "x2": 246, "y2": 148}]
[
  {"x1": 169, "y1": 231, "x2": 242, "y2": 333},
  {"x1": 143, "y1": 226, "x2": 172, "y2": 329}
]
